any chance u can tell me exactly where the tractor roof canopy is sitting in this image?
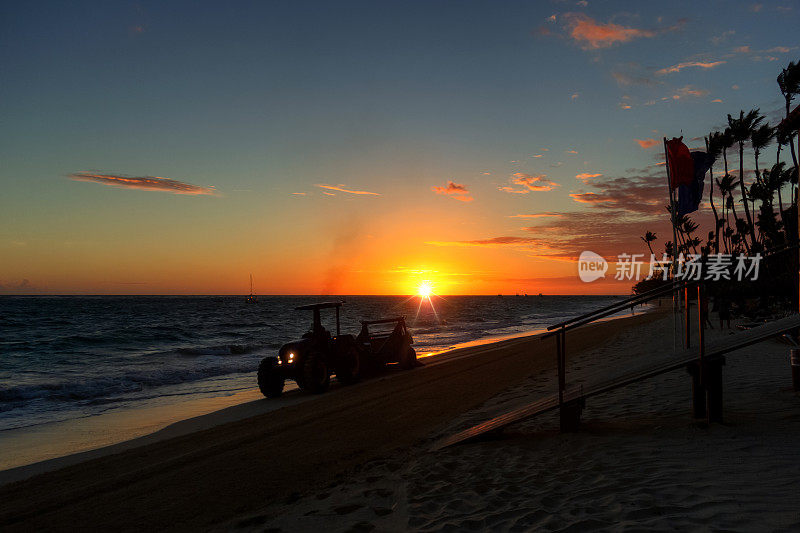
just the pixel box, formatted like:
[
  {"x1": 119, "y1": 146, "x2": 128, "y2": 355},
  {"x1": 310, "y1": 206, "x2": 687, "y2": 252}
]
[{"x1": 295, "y1": 301, "x2": 344, "y2": 335}]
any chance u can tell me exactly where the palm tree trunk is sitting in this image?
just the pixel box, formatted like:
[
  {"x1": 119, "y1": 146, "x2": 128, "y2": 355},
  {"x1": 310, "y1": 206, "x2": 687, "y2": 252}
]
[
  {"x1": 739, "y1": 141, "x2": 756, "y2": 247},
  {"x1": 787, "y1": 98, "x2": 799, "y2": 184},
  {"x1": 707, "y1": 138, "x2": 720, "y2": 253}
]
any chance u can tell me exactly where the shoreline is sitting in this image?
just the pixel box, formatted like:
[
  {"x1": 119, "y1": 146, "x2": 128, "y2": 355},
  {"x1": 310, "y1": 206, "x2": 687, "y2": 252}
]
[
  {"x1": 0, "y1": 309, "x2": 663, "y2": 530},
  {"x1": 0, "y1": 302, "x2": 651, "y2": 480}
]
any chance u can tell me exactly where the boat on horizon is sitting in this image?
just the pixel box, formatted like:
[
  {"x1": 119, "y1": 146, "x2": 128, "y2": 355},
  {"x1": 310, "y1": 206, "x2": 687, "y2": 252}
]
[{"x1": 246, "y1": 274, "x2": 257, "y2": 303}]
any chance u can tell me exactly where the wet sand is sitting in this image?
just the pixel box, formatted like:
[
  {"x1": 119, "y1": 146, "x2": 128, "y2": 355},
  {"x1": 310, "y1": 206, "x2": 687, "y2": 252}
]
[{"x1": 0, "y1": 309, "x2": 660, "y2": 531}]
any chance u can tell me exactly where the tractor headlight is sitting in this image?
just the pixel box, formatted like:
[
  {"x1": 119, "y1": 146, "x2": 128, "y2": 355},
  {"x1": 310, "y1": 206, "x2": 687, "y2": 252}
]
[
  {"x1": 276, "y1": 359, "x2": 282, "y2": 365},
  {"x1": 288, "y1": 352, "x2": 295, "y2": 362}
]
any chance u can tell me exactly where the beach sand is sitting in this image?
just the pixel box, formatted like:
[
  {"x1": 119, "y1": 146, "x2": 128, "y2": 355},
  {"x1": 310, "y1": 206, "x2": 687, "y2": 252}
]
[
  {"x1": 228, "y1": 311, "x2": 800, "y2": 532},
  {"x1": 3, "y1": 307, "x2": 799, "y2": 531}
]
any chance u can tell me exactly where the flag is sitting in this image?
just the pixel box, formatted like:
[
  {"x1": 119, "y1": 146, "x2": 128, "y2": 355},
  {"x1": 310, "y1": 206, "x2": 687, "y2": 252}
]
[
  {"x1": 666, "y1": 137, "x2": 694, "y2": 189},
  {"x1": 677, "y1": 151, "x2": 712, "y2": 215}
]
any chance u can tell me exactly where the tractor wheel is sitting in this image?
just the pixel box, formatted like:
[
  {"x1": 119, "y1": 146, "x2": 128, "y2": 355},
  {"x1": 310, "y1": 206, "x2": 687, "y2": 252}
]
[
  {"x1": 302, "y1": 353, "x2": 330, "y2": 393},
  {"x1": 400, "y1": 347, "x2": 417, "y2": 370},
  {"x1": 335, "y1": 344, "x2": 360, "y2": 385},
  {"x1": 257, "y1": 357, "x2": 285, "y2": 398}
]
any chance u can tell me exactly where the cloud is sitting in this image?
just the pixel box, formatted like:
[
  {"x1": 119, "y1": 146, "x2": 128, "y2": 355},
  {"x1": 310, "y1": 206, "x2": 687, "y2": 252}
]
[
  {"x1": 711, "y1": 98, "x2": 723, "y2": 103},
  {"x1": 571, "y1": 93, "x2": 579, "y2": 100},
  {"x1": 68, "y1": 172, "x2": 217, "y2": 195},
  {"x1": 766, "y1": 46, "x2": 792, "y2": 53},
  {"x1": 519, "y1": 209, "x2": 674, "y2": 259},
  {"x1": 316, "y1": 184, "x2": 380, "y2": 196},
  {"x1": 750, "y1": 3, "x2": 763, "y2": 12},
  {"x1": 563, "y1": 13, "x2": 658, "y2": 49},
  {"x1": 565, "y1": 150, "x2": 578, "y2": 154},
  {"x1": 612, "y1": 71, "x2": 657, "y2": 87},
  {"x1": 499, "y1": 186, "x2": 530, "y2": 194},
  {"x1": 431, "y1": 181, "x2": 474, "y2": 202},
  {"x1": 426, "y1": 236, "x2": 540, "y2": 247},
  {"x1": 570, "y1": 191, "x2": 616, "y2": 204},
  {"x1": 292, "y1": 192, "x2": 306, "y2": 196},
  {"x1": 635, "y1": 138, "x2": 658, "y2": 149},
  {"x1": 567, "y1": 165, "x2": 670, "y2": 216},
  {"x1": 710, "y1": 30, "x2": 735, "y2": 45},
  {"x1": 507, "y1": 173, "x2": 560, "y2": 192},
  {"x1": 508, "y1": 212, "x2": 563, "y2": 218},
  {"x1": 674, "y1": 85, "x2": 710, "y2": 98},
  {"x1": 656, "y1": 60, "x2": 726, "y2": 75},
  {"x1": 576, "y1": 172, "x2": 603, "y2": 180}
]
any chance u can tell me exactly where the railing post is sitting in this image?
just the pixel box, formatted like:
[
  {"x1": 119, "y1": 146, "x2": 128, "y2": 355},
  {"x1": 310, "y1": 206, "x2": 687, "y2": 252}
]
[
  {"x1": 557, "y1": 326, "x2": 565, "y2": 407},
  {"x1": 697, "y1": 283, "x2": 705, "y2": 383},
  {"x1": 684, "y1": 285, "x2": 691, "y2": 348}
]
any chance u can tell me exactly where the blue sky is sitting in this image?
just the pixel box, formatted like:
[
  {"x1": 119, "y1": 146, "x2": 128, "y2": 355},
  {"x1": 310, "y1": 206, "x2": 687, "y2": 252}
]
[{"x1": 1, "y1": 1, "x2": 798, "y2": 294}]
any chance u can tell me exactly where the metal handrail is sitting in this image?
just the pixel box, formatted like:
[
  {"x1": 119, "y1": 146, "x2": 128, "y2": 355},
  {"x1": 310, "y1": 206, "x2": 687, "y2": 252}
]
[
  {"x1": 544, "y1": 243, "x2": 800, "y2": 337},
  {"x1": 542, "y1": 279, "x2": 693, "y2": 338}
]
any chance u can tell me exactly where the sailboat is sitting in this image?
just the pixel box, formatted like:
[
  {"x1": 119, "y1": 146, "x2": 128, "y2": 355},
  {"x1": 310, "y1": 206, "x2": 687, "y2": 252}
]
[{"x1": 246, "y1": 274, "x2": 257, "y2": 303}]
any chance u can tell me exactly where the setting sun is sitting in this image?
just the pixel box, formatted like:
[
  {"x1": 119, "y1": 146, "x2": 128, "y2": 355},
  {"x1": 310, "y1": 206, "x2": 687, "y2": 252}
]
[{"x1": 417, "y1": 281, "x2": 433, "y2": 298}]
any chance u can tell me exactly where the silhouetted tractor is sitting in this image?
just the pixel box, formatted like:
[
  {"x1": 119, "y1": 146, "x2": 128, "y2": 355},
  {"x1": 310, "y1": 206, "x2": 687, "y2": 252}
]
[{"x1": 257, "y1": 302, "x2": 417, "y2": 398}]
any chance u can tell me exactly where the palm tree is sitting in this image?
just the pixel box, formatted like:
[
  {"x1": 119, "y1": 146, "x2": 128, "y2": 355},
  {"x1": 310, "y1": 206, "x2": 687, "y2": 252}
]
[
  {"x1": 641, "y1": 231, "x2": 657, "y2": 255},
  {"x1": 763, "y1": 162, "x2": 786, "y2": 213},
  {"x1": 682, "y1": 219, "x2": 701, "y2": 254},
  {"x1": 777, "y1": 61, "x2": 800, "y2": 175},
  {"x1": 717, "y1": 173, "x2": 741, "y2": 253},
  {"x1": 751, "y1": 123, "x2": 774, "y2": 179},
  {"x1": 727, "y1": 108, "x2": 765, "y2": 246},
  {"x1": 706, "y1": 132, "x2": 724, "y2": 252}
]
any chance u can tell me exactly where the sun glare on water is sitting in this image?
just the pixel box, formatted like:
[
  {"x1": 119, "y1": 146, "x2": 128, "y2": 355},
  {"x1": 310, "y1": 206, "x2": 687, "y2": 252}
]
[{"x1": 417, "y1": 281, "x2": 433, "y2": 298}]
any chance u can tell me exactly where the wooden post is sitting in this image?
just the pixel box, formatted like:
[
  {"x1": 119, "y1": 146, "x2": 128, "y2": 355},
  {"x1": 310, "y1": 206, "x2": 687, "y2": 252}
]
[
  {"x1": 685, "y1": 286, "x2": 691, "y2": 348},
  {"x1": 705, "y1": 357, "x2": 725, "y2": 423},
  {"x1": 556, "y1": 330, "x2": 563, "y2": 407},
  {"x1": 698, "y1": 283, "x2": 705, "y2": 387},
  {"x1": 686, "y1": 361, "x2": 707, "y2": 418}
]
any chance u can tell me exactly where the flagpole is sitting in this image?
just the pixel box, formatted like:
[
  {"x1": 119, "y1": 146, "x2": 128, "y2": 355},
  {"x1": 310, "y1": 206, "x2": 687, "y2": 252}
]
[{"x1": 664, "y1": 137, "x2": 681, "y2": 352}]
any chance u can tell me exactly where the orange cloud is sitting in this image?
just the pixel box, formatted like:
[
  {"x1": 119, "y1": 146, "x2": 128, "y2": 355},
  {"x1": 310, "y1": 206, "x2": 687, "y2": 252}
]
[
  {"x1": 426, "y1": 236, "x2": 539, "y2": 247},
  {"x1": 576, "y1": 173, "x2": 603, "y2": 180},
  {"x1": 570, "y1": 191, "x2": 616, "y2": 204},
  {"x1": 564, "y1": 13, "x2": 656, "y2": 49},
  {"x1": 68, "y1": 172, "x2": 217, "y2": 195},
  {"x1": 431, "y1": 181, "x2": 474, "y2": 202},
  {"x1": 316, "y1": 184, "x2": 380, "y2": 196},
  {"x1": 508, "y1": 212, "x2": 563, "y2": 218},
  {"x1": 636, "y1": 138, "x2": 658, "y2": 149},
  {"x1": 498, "y1": 186, "x2": 529, "y2": 194},
  {"x1": 509, "y1": 173, "x2": 559, "y2": 192},
  {"x1": 656, "y1": 60, "x2": 726, "y2": 75},
  {"x1": 667, "y1": 86, "x2": 710, "y2": 100}
]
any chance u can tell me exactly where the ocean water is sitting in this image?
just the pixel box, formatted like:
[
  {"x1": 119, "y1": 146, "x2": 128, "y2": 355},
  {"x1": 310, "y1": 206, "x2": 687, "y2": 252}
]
[{"x1": 0, "y1": 295, "x2": 626, "y2": 432}]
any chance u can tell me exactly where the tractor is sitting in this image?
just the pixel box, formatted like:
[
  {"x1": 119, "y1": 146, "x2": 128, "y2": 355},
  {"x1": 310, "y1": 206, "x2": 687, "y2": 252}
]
[{"x1": 257, "y1": 302, "x2": 417, "y2": 398}]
